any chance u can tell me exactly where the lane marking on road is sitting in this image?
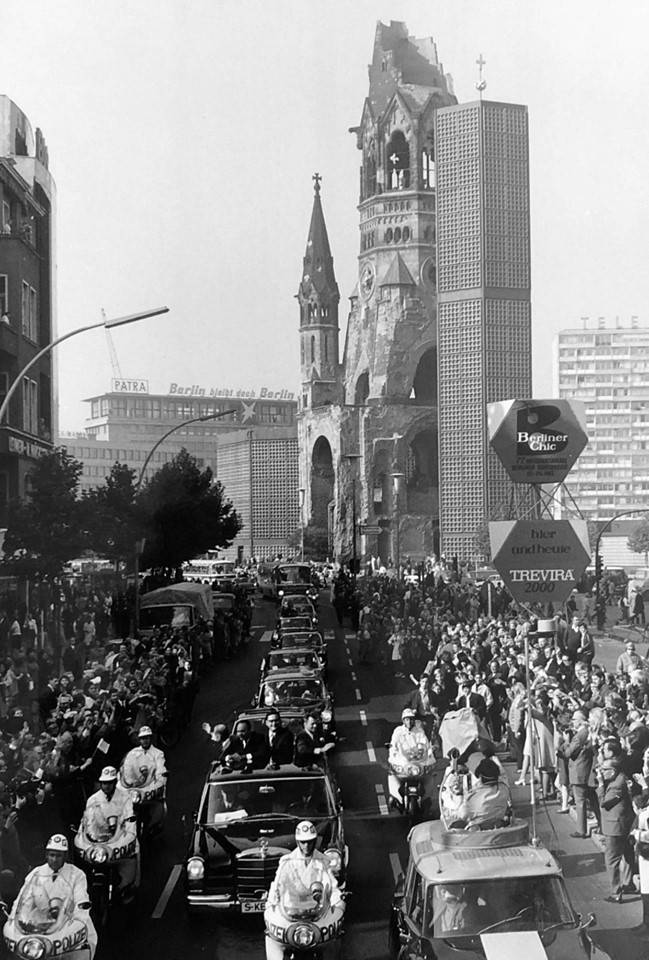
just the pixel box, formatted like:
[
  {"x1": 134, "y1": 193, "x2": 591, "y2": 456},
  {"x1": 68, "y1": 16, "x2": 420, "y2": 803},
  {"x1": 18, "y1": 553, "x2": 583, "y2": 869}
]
[
  {"x1": 375, "y1": 782, "x2": 389, "y2": 816},
  {"x1": 347, "y1": 657, "x2": 354, "y2": 667},
  {"x1": 359, "y1": 710, "x2": 368, "y2": 726},
  {"x1": 366, "y1": 741, "x2": 376, "y2": 762},
  {"x1": 389, "y1": 852, "x2": 403, "y2": 883},
  {"x1": 259, "y1": 630, "x2": 273, "y2": 644},
  {"x1": 152, "y1": 863, "x2": 182, "y2": 919},
  {"x1": 345, "y1": 632, "x2": 356, "y2": 640},
  {"x1": 355, "y1": 688, "x2": 362, "y2": 701},
  {"x1": 351, "y1": 672, "x2": 357, "y2": 681}
]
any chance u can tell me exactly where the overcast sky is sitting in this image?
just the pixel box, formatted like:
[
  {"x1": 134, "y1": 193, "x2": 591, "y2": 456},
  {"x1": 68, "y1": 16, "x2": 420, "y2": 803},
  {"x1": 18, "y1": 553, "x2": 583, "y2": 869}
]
[{"x1": 3, "y1": 0, "x2": 649, "y2": 431}]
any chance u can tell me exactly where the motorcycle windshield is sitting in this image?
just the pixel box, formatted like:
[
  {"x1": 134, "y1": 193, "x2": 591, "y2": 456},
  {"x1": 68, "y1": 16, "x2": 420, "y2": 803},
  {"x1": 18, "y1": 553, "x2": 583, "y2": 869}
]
[
  {"x1": 121, "y1": 754, "x2": 155, "y2": 788},
  {"x1": 84, "y1": 805, "x2": 121, "y2": 843},
  {"x1": 278, "y1": 864, "x2": 331, "y2": 921},
  {"x1": 14, "y1": 874, "x2": 77, "y2": 936},
  {"x1": 400, "y1": 742, "x2": 429, "y2": 762}
]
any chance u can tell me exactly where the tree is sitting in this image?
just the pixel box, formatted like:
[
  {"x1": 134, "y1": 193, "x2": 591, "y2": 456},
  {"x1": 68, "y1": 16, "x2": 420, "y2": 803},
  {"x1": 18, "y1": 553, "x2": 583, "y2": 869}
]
[
  {"x1": 80, "y1": 462, "x2": 141, "y2": 567},
  {"x1": 136, "y1": 448, "x2": 241, "y2": 574},
  {"x1": 3, "y1": 447, "x2": 85, "y2": 579},
  {"x1": 287, "y1": 521, "x2": 329, "y2": 561},
  {"x1": 628, "y1": 519, "x2": 649, "y2": 557}
]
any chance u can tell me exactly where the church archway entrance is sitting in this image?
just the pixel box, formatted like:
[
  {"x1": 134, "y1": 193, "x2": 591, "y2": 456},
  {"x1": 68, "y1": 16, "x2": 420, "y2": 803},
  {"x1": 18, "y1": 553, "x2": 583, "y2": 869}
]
[
  {"x1": 405, "y1": 429, "x2": 438, "y2": 516},
  {"x1": 311, "y1": 437, "x2": 334, "y2": 531},
  {"x1": 411, "y1": 347, "x2": 437, "y2": 405}
]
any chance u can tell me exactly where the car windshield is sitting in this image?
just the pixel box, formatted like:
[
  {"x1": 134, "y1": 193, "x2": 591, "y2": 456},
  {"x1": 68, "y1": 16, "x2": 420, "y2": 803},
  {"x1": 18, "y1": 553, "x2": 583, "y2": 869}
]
[
  {"x1": 269, "y1": 652, "x2": 319, "y2": 672},
  {"x1": 282, "y1": 633, "x2": 322, "y2": 649},
  {"x1": 280, "y1": 617, "x2": 312, "y2": 631},
  {"x1": 14, "y1": 874, "x2": 78, "y2": 936},
  {"x1": 262, "y1": 677, "x2": 324, "y2": 706},
  {"x1": 278, "y1": 566, "x2": 311, "y2": 584},
  {"x1": 425, "y1": 876, "x2": 574, "y2": 938},
  {"x1": 202, "y1": 776, "x2": 332, "y2": 823}
]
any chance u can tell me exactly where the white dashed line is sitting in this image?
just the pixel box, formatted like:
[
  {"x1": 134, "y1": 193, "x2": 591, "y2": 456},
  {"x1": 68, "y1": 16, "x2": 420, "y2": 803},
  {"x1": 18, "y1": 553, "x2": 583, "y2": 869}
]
[
  {"x1": 389, "y1": 852, "x2": 403, "y2": 883},
  {"x1": 366, "y1": 741, "x2": 376, "y2": 762},
  {"x1": 347, "y1": 657, "x2": 354, "y2": 667},
  {"x1": 355, "y1": 688, "x2": 362, "y2": 701},
  {"x1": 359, "y1": 710, "x2": 367, "y2": 726},
  {"x1": 351, "y1": 672, "x2": 357, "y2": 681},
  {"x1": 152, "y1": 864, "x2": 182, "y2": 918},
  {"x1": 375, "y1": 783, "x2": 389, "y2": 816}
]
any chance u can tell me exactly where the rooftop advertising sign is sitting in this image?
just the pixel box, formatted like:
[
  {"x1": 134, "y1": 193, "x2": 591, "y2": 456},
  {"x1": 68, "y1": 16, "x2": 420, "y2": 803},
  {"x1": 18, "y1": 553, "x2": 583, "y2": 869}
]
[
  {"x1": 489, "y1": 399, "x2": 588, "y2": 484},
  {"x1": 490, "y1": 518, "x2": 591, "y2": 605}
]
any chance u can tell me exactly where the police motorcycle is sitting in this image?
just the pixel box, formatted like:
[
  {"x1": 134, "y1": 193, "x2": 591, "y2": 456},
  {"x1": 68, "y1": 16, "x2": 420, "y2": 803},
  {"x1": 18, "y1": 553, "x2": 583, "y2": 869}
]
[
  {"x1": 3, "y1": 838, "x2": 96, "y2": 960},
  {"x1": 74, "y1": 770, "x2": 139, "y2": 927},
  {"x1": 264, "y1": 823, "x2": 345, "y2": 960},
  {"x1": 387, "y1": 709, "x2": 437, "y2": 825},
  {"x1": 118, "y1": 731, "x2": 167, "y2": 842}
]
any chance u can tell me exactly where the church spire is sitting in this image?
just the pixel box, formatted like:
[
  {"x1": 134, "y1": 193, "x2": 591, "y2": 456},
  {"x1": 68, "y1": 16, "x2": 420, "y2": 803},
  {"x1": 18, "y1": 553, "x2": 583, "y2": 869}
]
[{"x1": 301, "y1": 173, "x2": 339, "y2": 299}]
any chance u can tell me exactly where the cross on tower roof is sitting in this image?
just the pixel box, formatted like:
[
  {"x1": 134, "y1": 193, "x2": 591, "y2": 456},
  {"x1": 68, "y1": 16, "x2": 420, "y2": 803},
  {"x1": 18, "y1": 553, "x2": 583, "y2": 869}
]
[
  {"x1": 312, "y1": 172, "x2": 322, "y2": 195},
  {"x1": 476, "y1": 53, "x2": 487, "y2": 97}
]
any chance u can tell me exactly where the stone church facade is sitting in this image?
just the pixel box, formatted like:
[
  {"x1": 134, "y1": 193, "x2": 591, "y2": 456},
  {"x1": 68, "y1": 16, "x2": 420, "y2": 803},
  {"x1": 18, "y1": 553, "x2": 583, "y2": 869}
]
[{"x1": 297, "y1": 21, "x2": 531, "y2": 565}]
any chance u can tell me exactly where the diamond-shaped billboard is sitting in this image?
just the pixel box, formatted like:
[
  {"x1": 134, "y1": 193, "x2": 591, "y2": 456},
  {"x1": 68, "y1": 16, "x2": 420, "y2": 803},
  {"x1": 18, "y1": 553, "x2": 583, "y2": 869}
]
[
  {"x1": 489, "y1": 399, "x2": 588, "y2": 484},
  {"x1": 490, "y1": 518, "x2": 591, "y2": 605}
]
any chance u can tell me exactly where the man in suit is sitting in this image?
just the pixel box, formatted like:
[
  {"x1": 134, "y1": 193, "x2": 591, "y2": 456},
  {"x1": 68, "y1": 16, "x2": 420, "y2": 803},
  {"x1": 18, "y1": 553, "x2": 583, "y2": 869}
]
[
  {"x1": 563, "y1": 708, "x2": 595, "y2": 838},
  {"x1": 455, "y1": 680, "x2": 487, "y2": 721},
  {"x1": 221, "y1": 719, "x2": 267, "y2": 770},
  {"x1": 263, "y1": 710, "x2": 294, "y2": 765},
  {"x1": 294, "y1": 712, "x2": 335, "y2": 768},
  {"x1": 597, "y1": 757, "x2": 635, "y2": 901}
]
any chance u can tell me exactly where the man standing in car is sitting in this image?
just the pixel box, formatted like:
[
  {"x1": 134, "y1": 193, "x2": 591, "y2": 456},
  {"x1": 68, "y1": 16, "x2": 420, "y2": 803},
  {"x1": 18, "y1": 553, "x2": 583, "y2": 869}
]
[{"x1": 294, "y1": 712, "x2": 335, "y2": 767}]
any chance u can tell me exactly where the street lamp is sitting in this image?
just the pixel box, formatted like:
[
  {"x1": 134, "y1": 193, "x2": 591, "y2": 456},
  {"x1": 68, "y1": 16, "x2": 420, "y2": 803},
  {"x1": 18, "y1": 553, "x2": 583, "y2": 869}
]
[
  {"x1": 133, "y1": 408, "x2": 237, "y2": 630},
  {"x1": 0, "y1": 306, "x2": 169, "y2": 426},
  {"x1": 342, "y1": 454, "x2": 362, "y2": 586},
  {"x1": 298, "y1": 488, "x2": 305, "y2": 561},
  {"x1": 392, "y1": 472, "x2": 405, "y2": 578}
]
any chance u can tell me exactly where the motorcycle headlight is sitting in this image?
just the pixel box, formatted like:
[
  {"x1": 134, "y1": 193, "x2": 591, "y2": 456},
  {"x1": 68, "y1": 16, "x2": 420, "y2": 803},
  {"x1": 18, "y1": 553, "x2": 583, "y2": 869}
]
[
  {"x1": 408, "y1": 764, "x2": 421, "y2": 777},
  {"x1": 293, "y1": 924, "x2": 316, "y2": 947},
  {"x1": 132, "y1": 789, "x2": 142, "y2": 804},
  {"x1": 278, "y1": 590, "x2": 285, "y2": 598},
  {"x1": 88, "y1": 845, "x2": 109, "y2": 864},
  {"x1": 187, "y1": 856, "x2": 205, "y2": 880},
  {"x1": 324, "y1": 847, "x2": 342, "y2": 874},
  {"x1": 19, "y1": 938, "x2": 46, "y2": 959},
  {"x1": 321, "y1": 709, "x2": 332, "y2": 723}
]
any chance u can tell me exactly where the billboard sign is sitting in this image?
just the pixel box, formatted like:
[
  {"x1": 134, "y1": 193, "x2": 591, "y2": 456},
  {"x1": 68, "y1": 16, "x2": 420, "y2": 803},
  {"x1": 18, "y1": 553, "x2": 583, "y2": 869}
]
[
  {"x1": 489, "y1": 399, "x2": 588, "y2": 484},
  {"x1": 490, "y1": 518, "x2": 591, "y2": 605}
]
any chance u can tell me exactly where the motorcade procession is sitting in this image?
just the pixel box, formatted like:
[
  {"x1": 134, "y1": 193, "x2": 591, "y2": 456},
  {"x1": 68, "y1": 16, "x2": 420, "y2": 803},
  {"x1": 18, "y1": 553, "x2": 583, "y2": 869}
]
[{"x1": 0, "y1": 552, "x2": 646, "y2": 959}]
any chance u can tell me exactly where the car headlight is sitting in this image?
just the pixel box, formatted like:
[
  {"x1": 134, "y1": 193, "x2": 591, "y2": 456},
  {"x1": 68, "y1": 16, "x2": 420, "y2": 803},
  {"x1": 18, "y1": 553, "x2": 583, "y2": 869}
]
[
  {"x1": 278, "y1": 590, "x2": 285, "y2": 597},
  {"x1": 19, "y1": 938, "x2": 46, "y2": 959},
  {"x1": 321, "y1": 709, "x2": 332, "y2": 723},
  {"x1": 88, "y1": 845, "x2": 109, "y2": 863},
  {"x1": 293, "y1": 925, "x2": 316, "y2": 947},
  {"x1": 324, "y1": 847, "x2": 342, "y2": 874},
  {"x1": 187, "y1": 856, "x2": 205, "y2": 880},
  {"x1": 408, "y1": 764, "x2": 421, "y2": 777}
]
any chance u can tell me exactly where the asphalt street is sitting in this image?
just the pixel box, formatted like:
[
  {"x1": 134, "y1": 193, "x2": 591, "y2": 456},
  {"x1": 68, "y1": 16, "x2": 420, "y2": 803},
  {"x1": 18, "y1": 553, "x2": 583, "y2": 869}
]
[{"x1": 92, "y1": 593, "x2": 648, "y2": 960}]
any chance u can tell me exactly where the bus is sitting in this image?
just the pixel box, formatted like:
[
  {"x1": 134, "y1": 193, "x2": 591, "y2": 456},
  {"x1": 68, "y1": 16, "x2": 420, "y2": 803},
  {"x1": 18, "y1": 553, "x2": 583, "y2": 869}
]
[{"x1": 182, "y1": 558, "x2": 236, "y2": 583}]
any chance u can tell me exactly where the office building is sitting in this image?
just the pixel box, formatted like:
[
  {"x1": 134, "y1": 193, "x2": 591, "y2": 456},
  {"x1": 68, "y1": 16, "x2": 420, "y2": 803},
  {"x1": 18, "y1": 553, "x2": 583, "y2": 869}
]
[
  {"x1": 0, "y1": 96, "x2": 56, "y2": 523},
  {"x1": 554, "y1": 319, "x2": 649, "y2": 519}
]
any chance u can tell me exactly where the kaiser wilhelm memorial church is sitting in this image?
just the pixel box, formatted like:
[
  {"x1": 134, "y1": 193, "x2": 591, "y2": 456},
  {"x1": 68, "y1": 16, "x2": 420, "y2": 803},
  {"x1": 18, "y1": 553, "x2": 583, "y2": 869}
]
[{"x1": 297, "y1": 21, "x2": 531, "y2": 564}]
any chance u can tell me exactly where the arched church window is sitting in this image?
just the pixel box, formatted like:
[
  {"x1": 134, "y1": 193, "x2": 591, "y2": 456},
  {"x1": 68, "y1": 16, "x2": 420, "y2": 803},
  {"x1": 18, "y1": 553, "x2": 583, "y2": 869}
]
[
  {"x1": 384, "y1": 228, "x2": 393, "y2": 243},
  {"x1": 394, "y1": 227, "x2": 402, "y2": 243},
  {"x1": 403, "y1": 226, "x2": 410, "y2": 241},
  {"x1": 320, "y1": 305, "x2": 329, "y2": 320},
  {"x1": 310, "y1": 336, "x2": 315, "y2": 364},
  {"x1": 386, "y1": 130, "x2": 410, "y2": 190},
  {"x1": 301, "y1": 340, "x2": 305, "y2": 365}
]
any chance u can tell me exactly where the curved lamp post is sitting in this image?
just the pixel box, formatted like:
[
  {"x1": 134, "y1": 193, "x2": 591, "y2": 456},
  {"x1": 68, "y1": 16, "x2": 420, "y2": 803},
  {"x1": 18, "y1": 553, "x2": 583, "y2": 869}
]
[
  {"x1": 133, "y1": 408, "x2": 237, "y2": 628},
  {"x1": 0, "y1": 306, "x2": 169, "y2": 425}
]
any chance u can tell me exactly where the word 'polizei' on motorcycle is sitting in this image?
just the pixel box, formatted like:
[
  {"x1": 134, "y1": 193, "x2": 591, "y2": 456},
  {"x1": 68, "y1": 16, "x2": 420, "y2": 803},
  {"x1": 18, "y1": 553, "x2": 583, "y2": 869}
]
[
  {"x1": 264, "y1": 821, "x2": 345, "y2": 960},
  {"x1": 3, "y1": 834, "x2": 97, "y2": 960},
  {"x1": 387, "y1": 709, "x2": 437, "y2": 824}
]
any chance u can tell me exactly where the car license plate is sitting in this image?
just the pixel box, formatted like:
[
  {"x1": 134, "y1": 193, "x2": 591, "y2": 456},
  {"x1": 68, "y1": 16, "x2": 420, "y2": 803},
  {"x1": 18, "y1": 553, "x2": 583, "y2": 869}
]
[{"x1": 241, "y1": 900, "x2": 266, "y2": 913}]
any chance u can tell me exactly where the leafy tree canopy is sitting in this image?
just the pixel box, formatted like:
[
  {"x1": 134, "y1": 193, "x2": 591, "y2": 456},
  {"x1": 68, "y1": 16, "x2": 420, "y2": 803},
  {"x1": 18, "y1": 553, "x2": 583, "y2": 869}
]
[
  {"x1": 3, "y1": 448, "x2": 84, "y2": 579},
  {"x1": 137, "y1": 448, "x2": 241, "y2": 573},
  {"x1": 628, "y1": 519, "x2": 649, "y2": 556},
  {"x1": 80, "y1": 462, "x2": 141, "y2": 565}
]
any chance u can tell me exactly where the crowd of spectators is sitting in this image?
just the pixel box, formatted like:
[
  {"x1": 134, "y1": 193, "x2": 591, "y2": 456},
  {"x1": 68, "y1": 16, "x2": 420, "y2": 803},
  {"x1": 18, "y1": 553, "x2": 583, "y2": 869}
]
[
  {"x1": 0, "y1": 579, "x2": 243, "y2": 904},
  {"x1": 352, "y1": 556, "x2": 649, "y2": 909}
]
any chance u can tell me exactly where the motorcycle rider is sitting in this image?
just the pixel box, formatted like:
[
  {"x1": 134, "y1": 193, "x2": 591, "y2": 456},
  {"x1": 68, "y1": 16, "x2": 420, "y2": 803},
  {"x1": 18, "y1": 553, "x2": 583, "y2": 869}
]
[
  {"x1": 388, "y1": 707, "x2": 436, "y2": 811},
  {"x1": 75, "y1": 766, "x2": 139, "y2": 903},
  {"x1": 265, "y1": 820, "x2": 344, "y2": 960},
  {"x1": 7, "y1": 834, "x2": 97, "y2": 958},
  {"x1": 119, "y1": 725, "x2": 167, "y2": 835}
]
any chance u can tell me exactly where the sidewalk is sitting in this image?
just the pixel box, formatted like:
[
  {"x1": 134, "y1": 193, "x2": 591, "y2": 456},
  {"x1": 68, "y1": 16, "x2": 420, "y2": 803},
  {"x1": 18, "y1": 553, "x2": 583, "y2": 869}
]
[{"x1": 510, "y1": 776, "x2": 648, "y2": 960}]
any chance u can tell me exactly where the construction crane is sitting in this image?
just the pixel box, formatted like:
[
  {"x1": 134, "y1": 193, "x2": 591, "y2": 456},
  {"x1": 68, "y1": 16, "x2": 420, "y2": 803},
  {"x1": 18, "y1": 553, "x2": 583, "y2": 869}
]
[{"x1": 103, "y1": 309, "x2": 123, "y2": 381}]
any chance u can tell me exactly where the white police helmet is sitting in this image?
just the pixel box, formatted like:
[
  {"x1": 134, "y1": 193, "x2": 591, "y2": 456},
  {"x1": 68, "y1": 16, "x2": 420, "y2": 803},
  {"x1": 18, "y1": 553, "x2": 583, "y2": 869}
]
[
  {"x1": 99, "y1": 766, "x2": 118, "y2": 782},
  {"x1": 401, "y1": 707, "x2": 417, "y2": 720},
  {"x1": 295, "y1": 820, "x2": 317, "y2": 841},
  {"x1": 138, "y1": 725, "x2": 153, "y2": 738},
  {"x1": 46, "y1": 834, "x2": 68, "y2": 853}
]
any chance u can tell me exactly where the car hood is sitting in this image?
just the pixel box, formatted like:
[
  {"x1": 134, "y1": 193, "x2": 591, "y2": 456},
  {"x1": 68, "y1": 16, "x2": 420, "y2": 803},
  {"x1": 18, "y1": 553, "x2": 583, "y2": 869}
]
[
  {"x1": 192, "y1": 816, "x2": 337, "y2": 860},
  {"x1": 425, "y1": 928, "x2": 610, "y2": 960}
]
